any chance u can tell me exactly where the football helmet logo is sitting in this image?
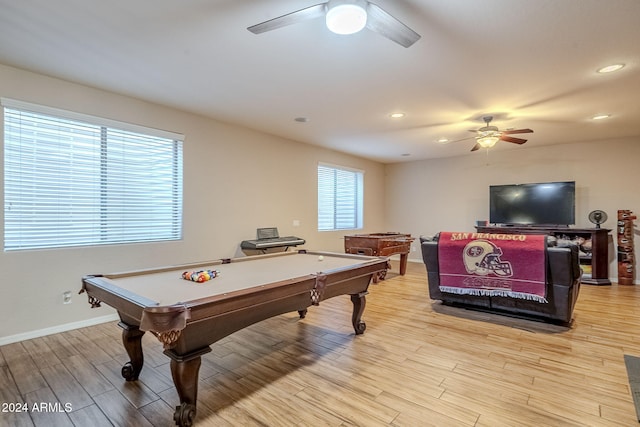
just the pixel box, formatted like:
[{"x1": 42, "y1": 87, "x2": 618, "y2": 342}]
[{"x1": 463, "y1": 239, "x2": 513, "y2": 277}]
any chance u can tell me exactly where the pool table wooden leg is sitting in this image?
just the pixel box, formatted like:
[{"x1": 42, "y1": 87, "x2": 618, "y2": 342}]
[
  {"x1": 399, "y1": 253, "x2": 409, "y2": 275},
  {"x1": 118, "y1": 322, "x2": 145, "y2": 381},
  {"x1": 350, "y1": 291, "x2": 368, "y2": 334},
  {"x1": 165, "y1": 347, "x2": 211, "y2": 427}
]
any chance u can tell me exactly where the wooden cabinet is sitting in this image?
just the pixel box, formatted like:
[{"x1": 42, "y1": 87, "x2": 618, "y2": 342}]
[{"x1": 475, "y1": 226, "x2": 611, "y2": 285}]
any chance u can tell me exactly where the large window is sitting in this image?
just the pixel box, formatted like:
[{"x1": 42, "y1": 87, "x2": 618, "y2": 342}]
[
  {"x1": 317, "y1": 164, "x2": 363, "y2": 231},
  {"x1": 3, "y1": 99, "x2": 183, "y2": 251}
]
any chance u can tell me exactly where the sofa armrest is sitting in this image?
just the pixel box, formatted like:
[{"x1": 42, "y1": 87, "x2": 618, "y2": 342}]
[
  {"x1": 421, "y1": 240, "x2": 442, "y2": 299},
  {"x1": 547, "y1": 245, "x2": 581, "y2": 286}
]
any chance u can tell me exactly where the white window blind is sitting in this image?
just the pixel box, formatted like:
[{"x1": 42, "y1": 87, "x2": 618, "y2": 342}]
[
  {"x1": 318, "y1": 164, "x2": 363, "y2": 231},
  {"x1": 3, "y1": 100, "x2": 183, "y2": 251}
]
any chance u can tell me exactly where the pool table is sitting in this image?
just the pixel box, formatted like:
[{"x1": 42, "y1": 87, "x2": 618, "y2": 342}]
[{"x1": 80, "y1": 250, "x2": 388, "y2": 427}]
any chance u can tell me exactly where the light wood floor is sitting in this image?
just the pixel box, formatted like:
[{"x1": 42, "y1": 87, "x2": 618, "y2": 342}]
[{"x1": 2, "y1": 261, "x2": 640, "y2": 427}]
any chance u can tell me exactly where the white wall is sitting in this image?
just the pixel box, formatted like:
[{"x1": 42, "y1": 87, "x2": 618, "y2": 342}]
[
  {"x1": 384, "y1": 137, "x2": 640, "y2": 283},
  {"x1": 0, "y1": 64, "x2": 387, "y2": 341}
]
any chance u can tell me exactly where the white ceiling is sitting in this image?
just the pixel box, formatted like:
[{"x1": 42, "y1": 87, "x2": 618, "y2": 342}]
[{"x1": 0, "y1": 0, "x2": 639, "y2": 163}]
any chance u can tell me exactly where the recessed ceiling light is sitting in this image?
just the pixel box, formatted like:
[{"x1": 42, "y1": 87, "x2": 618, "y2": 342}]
[
  {"x1": 294, "y1": 117, "x2": 310, "y2": 123},
  {"x1": 436, "y1": 138, "x2": 449, "y2": 144},
  {"x1": 597, "y1": 64, "x2": 625, "y2": 74},
  {"x1": 390, "y1": 112, "x2": 405, "y2": 119},
  {"x1": 591, "y1": 114, "x2": 611, "y2": 120}
]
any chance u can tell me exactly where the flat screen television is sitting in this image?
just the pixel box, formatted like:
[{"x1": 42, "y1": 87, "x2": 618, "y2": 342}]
[{"x1": 489, "y1": 181, "x2": 575, "y2": 226}]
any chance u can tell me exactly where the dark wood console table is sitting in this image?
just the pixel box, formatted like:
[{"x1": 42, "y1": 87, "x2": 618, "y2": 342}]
[{"x1": 475, "y1": 226, "x2": 611, "y2": 285}]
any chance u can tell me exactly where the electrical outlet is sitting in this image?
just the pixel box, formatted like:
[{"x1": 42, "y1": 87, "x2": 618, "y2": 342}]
[
  {"x1": 293, "y1": 219, "x2": 300, "y2": 227},
  {"x1": 63, "y1": 291, "x2": 72, "y2": 304}
]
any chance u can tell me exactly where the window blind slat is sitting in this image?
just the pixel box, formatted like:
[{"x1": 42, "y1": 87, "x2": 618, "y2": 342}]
[{"x1": 4, "y1": 106, "x2": 183, "y2": 251}]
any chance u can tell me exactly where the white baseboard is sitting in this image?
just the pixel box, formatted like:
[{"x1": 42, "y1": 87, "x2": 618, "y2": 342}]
[{"x1": 0, "y1": 313, "x2": 119, "y2": 346}]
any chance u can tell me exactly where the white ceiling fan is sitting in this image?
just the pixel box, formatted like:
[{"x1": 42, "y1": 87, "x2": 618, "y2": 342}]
[{"x1": 247, "y1": 0, "x2": 421, "y2": 48}]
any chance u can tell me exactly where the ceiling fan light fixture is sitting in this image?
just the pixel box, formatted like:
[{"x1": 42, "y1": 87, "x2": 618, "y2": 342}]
[
  {"x1": 477, "y1": 134, "x2": 500, "y2": 148},
  {"x1": 326, "y1": 2, "x2": 368, "y2": 35}
]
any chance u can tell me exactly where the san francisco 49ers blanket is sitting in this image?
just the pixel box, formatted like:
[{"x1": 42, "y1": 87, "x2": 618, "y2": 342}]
[{"x1": 437, "y1": 231, "x2": 548, "y2": 303}]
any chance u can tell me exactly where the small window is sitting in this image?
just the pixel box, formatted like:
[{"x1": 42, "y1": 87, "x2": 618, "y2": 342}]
[
  {"x1": 317, "y1": 164, "x2": 363, "y2": 231},
  {"x1": 3, "y1": 99, "x2": 183, "y2": 251}
]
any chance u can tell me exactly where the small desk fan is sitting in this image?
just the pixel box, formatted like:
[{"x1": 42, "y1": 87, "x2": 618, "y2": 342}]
[{"x1": 588, "y1": 210, "x2": 608, "y2": 229}]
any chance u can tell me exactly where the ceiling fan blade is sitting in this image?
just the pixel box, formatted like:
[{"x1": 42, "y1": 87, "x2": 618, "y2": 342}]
[
  {"x1": 471, "y1": 143, "x2": 481, "y2": 152},
  {"x1": 500, "y1": 135, "x2": 528, "y2": 144},
  {"x1": 444, "y1": 135, "x2": 475, "y2": 144},
  {"x1": 247, "y1": 3, "x2": 327, "y2": 34},
  {"x1": 365, "y1": 3, "x2": 421, "y2": 48},
  {"x1": 502, "y1": 128, "x2": 533, "y2": 135}
]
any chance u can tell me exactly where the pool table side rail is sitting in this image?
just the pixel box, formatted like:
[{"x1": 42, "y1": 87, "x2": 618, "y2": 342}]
[
  {"x1": 81, "y1": 275, "x2": 161, "y2": 312},
  {"x1": 86, "y1": 259, "x2": 226, "y2": 280}
]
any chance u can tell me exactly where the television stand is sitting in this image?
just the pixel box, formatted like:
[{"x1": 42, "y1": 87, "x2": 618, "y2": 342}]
[{"x1": 475, "y1": 225, "x2": 611, "y2": 286}]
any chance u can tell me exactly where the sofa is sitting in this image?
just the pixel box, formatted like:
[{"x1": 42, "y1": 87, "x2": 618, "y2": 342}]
[{"x1": 421, "y1": 235, "x2": 581, "y2": 325}]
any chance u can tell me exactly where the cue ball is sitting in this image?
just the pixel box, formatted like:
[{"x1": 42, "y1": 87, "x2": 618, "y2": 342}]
[{"x1": 318, "y1": 255, "x2": 324, "y2": 261}]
